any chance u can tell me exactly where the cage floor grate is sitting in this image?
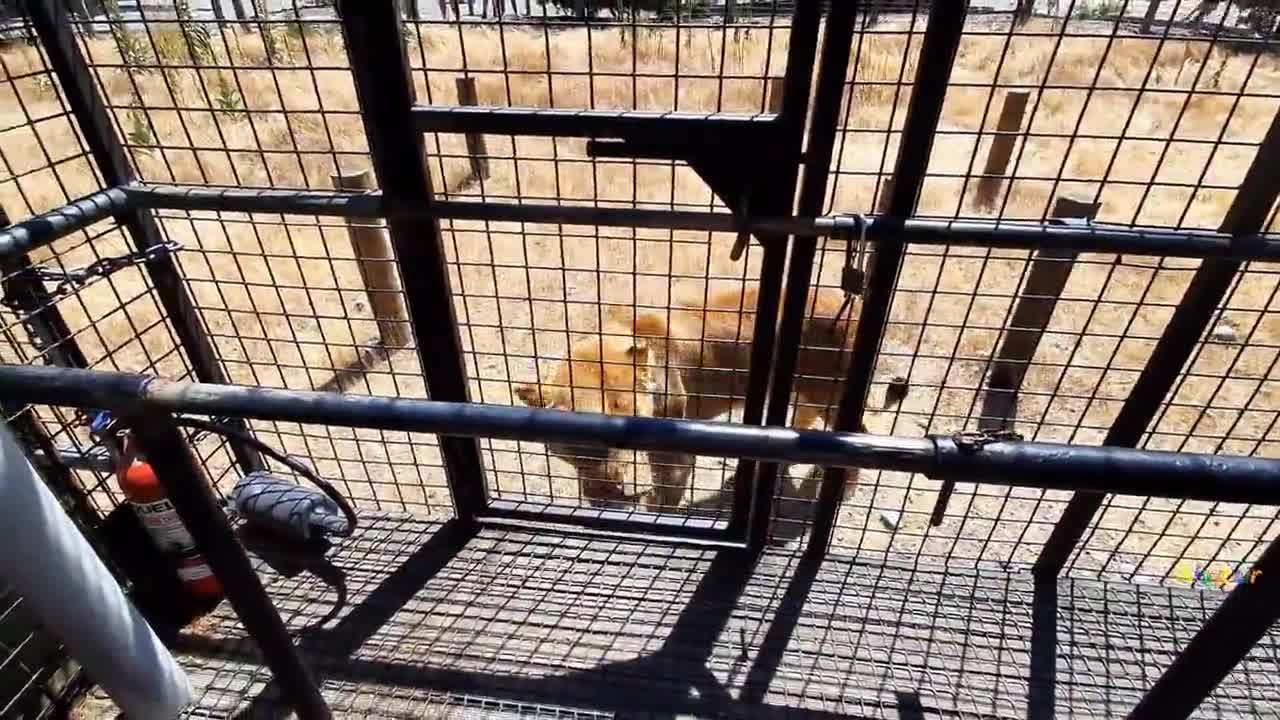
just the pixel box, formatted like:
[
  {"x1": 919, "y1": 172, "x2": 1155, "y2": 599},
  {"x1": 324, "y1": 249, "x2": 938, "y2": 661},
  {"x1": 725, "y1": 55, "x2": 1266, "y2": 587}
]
[{"x1": 172, "y1": 513, "x2": 1279, "y2": 719}]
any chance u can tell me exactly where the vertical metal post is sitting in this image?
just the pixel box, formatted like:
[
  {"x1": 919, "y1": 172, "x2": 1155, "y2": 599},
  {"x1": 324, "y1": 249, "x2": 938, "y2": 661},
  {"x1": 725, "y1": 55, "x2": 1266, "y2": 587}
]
[
  {"x1": 726, "y1": 0, "x2": 821, "y2": 540},
  {"x1": 746, "y1": 1, "x2": 858, "y2": 550},
  {"x1": 806, "y1": 0, "x2": 970, "y2": 557},
  {"x1": 24, "y1": 0, "x2": 262, "y2": 475},
  {"x1": 336, "y1": 0, "x2": 487, "y2": 522},
  {"x1": 1, "y1": 207, "x2": 91, "y2": 372},
  {"x1": 125, "y1": 411, "x2": 330, "y2": 720},
  {"x1": 1127, "y1": 538, "x2": 1279, "y2": 719},
  {"x1": 1034, "y1": 110, "x2": 1280, "y2": 578}
]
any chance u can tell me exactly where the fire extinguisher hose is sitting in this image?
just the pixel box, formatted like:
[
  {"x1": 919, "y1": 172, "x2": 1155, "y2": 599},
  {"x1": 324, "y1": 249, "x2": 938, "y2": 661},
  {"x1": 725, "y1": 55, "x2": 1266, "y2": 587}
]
[{"x1": 171, "y1": 418, "x2": 358, "y2": 538}]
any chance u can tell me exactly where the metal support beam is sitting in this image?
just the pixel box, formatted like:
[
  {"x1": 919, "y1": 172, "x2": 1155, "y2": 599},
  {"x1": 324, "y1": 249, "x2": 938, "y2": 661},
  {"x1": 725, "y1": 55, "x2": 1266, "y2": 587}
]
[
  {"x1": 726, "y1": 0, "x2": 822, "y2": 542},
  {"x1": 0, "y1": 188, "x2": 130, "y2": 258},
  {"x1": 24, "y1": 0, "x2": 261, "y2": 475},
  {"x1": 1127, "y1": 537, "x2": 1279, "y2": 719},
  {"x1": 337, "y1": 0, "x2": 487, "y2": 523},
  {"x1": 2, "y1": 365, "x2": 1279, "y2": 506},
  {"x1": 124, "y1": 410, "x2": 330, "y2": 719},
  {"x1": 1035, "y1": 109, "x2": 1280, "y2": 578},
  {"x1": 808, "y1": 0, "x2": 970, "y2": 556},
  {"x1": 117, "y1": 183, "x2": 1280, "y2": 261},
  {"x1": 412, "y1": 105, "x2": 775, "y2": 142},
  {"x1": 748, "y1": 0, "x2": 859, "y2": 550},
  {"x1": 123, "y1": 183, "x2": 383, "y2": 219}
]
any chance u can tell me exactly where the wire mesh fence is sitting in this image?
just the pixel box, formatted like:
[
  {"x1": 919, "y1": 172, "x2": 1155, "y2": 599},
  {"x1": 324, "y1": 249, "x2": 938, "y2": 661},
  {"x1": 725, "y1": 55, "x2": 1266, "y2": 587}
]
[
  {"x1": 2, "y1": 1, "x2": 1280, "y2": 717},
  {"x1": 0, "y1": 0, "x2": 1278, "y2": 643}
]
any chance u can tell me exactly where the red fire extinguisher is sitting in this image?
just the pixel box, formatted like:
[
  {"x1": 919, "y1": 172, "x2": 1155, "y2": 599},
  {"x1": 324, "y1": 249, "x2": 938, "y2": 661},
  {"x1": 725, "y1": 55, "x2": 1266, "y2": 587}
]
[
  {"x1": 117, "y1": 457, "x2": 224, "y2": 603},
  {"x1": 94, "y1": 412, "x2": 224, "y2": 604}
]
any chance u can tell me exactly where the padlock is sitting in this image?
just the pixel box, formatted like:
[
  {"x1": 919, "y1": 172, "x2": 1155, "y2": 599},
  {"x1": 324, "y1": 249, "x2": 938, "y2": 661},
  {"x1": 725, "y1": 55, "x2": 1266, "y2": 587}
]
[{"x1": 841, "y1": 265, "x2": 865, "y2": 295}]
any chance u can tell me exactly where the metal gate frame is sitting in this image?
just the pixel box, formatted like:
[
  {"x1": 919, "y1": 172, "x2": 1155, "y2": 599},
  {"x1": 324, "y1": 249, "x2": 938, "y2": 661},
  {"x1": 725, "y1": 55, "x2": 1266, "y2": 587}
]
[{"x1": 2, "y1": 0, "x2": 1280, "y2": 718}]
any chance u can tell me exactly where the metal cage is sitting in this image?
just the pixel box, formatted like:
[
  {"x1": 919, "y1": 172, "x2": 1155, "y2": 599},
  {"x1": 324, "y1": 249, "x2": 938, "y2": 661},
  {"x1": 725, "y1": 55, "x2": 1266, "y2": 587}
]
[{"x1": 0, "y1": 0, "x2": 1278, "y2": 717}]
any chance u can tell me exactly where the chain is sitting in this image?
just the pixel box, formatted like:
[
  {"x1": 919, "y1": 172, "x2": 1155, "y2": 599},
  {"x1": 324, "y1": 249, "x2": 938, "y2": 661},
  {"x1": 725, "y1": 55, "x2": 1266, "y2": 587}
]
[
  {"x1": 8, "y1": 240, "x2": 182, "y2": 305},
  {"x1": 951, "y1": 428, "x2": 1024, "y2": 453}
]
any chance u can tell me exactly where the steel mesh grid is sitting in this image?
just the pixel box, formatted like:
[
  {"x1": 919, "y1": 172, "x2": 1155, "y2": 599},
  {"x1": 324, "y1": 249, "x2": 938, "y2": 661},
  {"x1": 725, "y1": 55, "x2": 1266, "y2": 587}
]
[
  {"x1": 1066, "y1": 259, "x2": 1280, "y2": 583},
  {"x1": 0, "y1": 15, "x2": 207, "y2": 717},
  {"x1": 74, "y1": 2, "x2": 364, "y2": 191},
  {"x1": 783, "y1": 1, "x2": 1280, "y2": 585},
  {"x1": 149, "y1": 205, "x2": 457, "y2": 515},
  {"x1": 824, "y1": 2, "x2": 1280, "y2": 230},
  {"x1": 401, "y1": 4, "x2": 796, "y2": 517},
  {"x1": 31, "y1": 0, "x2": 1280, "y2": 553},
  {"x1": 167, "y1": 513, "x2": 1280, "y2": 718}
]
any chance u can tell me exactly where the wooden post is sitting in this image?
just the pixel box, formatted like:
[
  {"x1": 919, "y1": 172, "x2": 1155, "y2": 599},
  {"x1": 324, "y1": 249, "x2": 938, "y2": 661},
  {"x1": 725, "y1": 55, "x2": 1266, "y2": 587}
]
[
  {"x1": 976, "y1": 90, "x2": 1031, "y2": 209},
  {"x1": 332, "y1": 169, "x2": 410, "y2": 351},
  {"x1": 877, "y1": 177, "x2": 895, "y2": 214},
  {"x1": 1141, "y1": 0, "x2": 1163, "y2": 33},
  {"x1": 978, "y1": 196, "x2": 1100, "y2": 431},
  {"x1": 766, "y1": 76, "x2": 785, "y2": 113},
  {"x1": 455, "y1": 77, "x2": 490, "y2": 181},
  {"x1": 1014, "y1": 0, "x2": 1034, "y2": 26}
]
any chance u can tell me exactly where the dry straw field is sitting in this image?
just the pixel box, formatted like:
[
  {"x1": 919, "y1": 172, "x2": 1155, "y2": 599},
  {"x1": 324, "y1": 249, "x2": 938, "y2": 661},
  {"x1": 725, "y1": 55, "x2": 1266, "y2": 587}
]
[{"x1": 1, "y1": 13, "x2": 1278, "y2": 572}]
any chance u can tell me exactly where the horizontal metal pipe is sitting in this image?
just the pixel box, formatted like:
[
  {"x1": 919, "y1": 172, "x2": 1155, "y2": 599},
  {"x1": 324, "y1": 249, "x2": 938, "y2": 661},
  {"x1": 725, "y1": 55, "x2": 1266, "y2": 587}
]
[
  {"x1": 125, "y1": 183, "x2": 384, "y2": 218},
  {"x1": 31, "y1": 447, "x2": 116, "y2": 473},
  {"x1": 0, "y1": 187, "x2": 131, "y2": 258},
  {"x1": 412, "y1": 105, "x2": 775, "y2": 141},
  {"x1": 2, "y1": 364, "x2": 1279, "y2": 505},
  {"x1": 124, "y1": 183, "x2": 1280, "y2": 260}
]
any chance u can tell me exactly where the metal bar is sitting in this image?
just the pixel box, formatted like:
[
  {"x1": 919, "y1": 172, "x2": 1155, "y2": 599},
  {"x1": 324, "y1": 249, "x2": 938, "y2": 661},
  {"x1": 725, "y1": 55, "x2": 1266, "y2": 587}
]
[
  {"x1": 1126, "y1": 538, "x2": 1278, "y2": 719},
  {"x1": 337, "y1": 0, "x2": 487, "y2": 523},
  {"x1": 748, "y1": 0, "x2": 859, "y2": 550},
  {"x1": 1, "y1": 206, "x2": 90, "y2": 371},
  {"x1": 727, "y1": 0, "x2": 823, "y2": 542},
  {"x1": 123, "y1": 183, "x2": 384, "y2": 218},
  {"x1": 2, "y1": 365, "x2": 1279, "y2": 505},
  {"x1": 808, "y1": 0, "x2": 970, "y2": 555},
  {"x1": 25, "y1": 0, "x2": 261, "y2": 475},
  {"x1": 0, "y1": 188, "x2": 131, "y2": 258},
  {"x1": 123, "y1": 410, "x2": 330, "y2": 719},
  {"x1": 124, "y1": 184, "x2": 1280, "y2": 260},
  {"x1": 30, "y1": 447, "x2": 116, "y2": 474},
  {"x1": 482, "y1": 499, "x2": 728, "y2": 543},
  {"x1": 412, "y1": 105, "x2": 775, "y2": 140},
  {"x1": 1035, "y1": 109, "x2": 1280, "y2": 578}
]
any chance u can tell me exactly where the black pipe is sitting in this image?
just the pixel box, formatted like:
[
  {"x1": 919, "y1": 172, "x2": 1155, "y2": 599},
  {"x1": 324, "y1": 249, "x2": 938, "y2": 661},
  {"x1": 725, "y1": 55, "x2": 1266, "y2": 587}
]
[
  {"x1": 749, "y1": 0, "x2": 860, "y2": 551},
  {"x1": 2, "y1": 365, "x2": 1279, "y2": 505},
  {"x1": 120, "y1": 183, "x2": 1280, "y2": 261},
  {"x1": 336, "y1": 0, "x2": 488, "y2": 522},
  {"x1": 1035, "y1": 109, "x2": 1280, "y2": 578},
  {"x1": 412, "y1": 105, "x2": 775, "y2": 141},
  {"x1": 809, "y1": 0, "x2": 970, "y2": 554},
  {"x1": 25, "y1": 0, "x2": 262, "y2": 476},
  {"x1": 0, "y1": 188, "x2": 130, "y2": 257},
  {"x1": 124, "y1": 410, "x2": 331, "y2": 719},
  {"x1": 1126, "y1": 537, "x2": 1279, "y2": 719},
  {"x1": 123, "y1": 183, "x2": 384, "y2": 219},
  {"x1": 726, "y1": 0, "x2": 824, "y2": 541}
]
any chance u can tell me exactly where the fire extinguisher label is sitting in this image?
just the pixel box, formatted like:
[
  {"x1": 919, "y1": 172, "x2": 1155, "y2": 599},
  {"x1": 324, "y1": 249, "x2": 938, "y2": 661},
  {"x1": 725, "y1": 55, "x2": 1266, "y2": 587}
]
[
  {"x1": 177, "y1": 559, "x2": 215, "y2": 582},
  {"x1": 132, "y1": 499, "x2": 196, "y2": 552}
]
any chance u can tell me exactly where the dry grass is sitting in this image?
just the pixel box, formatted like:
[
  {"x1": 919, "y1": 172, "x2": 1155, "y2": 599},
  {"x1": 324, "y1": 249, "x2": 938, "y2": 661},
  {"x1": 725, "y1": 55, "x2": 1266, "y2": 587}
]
[{"x1": 1, "y1": 16, "x2": 1278, "y2": 575}]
